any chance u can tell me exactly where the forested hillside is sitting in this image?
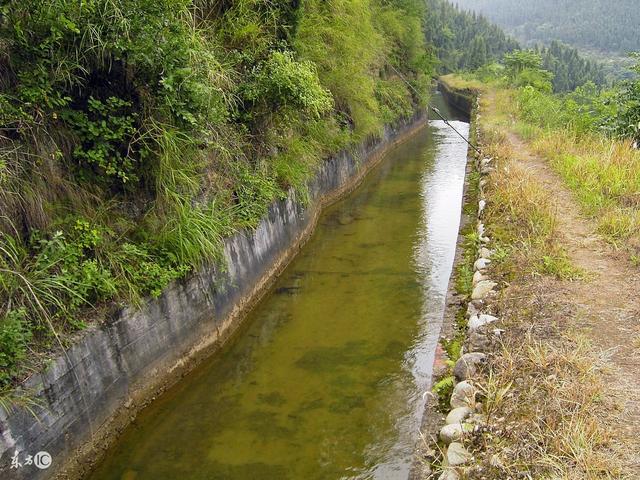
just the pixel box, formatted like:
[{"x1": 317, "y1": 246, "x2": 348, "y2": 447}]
[
  {"x1": 453, "y1": 0, "x2": 640, "y2": 55},
  {"x1": 539, "y1": 41, "x2": 606, "y2": 92},
  {"x1": 426, "y1": 0, "x2": 605, "y2": 92},
  {"x1": 425, "y1": 0, "x2": 518, "y2": 72},
  {"x1": 0, "y1": 0, "x2": 432, "y2": 395}
]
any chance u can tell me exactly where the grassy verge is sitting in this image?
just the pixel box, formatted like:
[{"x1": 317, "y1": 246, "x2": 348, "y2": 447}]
[
  {"x1": 475, "y1": 95, "x2": 621, "y2": 476},
  {"x1": 430, "y1": 76, "x2": 626, "y2": 478},
  {"x1": 484, "y1": 85, "x2": 640, "y2": 259}
]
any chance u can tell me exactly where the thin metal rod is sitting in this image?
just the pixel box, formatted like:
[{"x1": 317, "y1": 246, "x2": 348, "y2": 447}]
[
  {"x1": 429, "y1": 106, "x2": 483, "y2": 156},
  {"x1": 386, "y1": 63, "x2": 484, "y2": 156}
]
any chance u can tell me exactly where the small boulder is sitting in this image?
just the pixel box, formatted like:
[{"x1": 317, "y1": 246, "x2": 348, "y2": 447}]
[
  {"x1": 447, "y1": 442, "x2": 472, "y2": 466},
  {"x1": 450, "y1": 381, "x2": 477, "y2": 409},
  {"x1": 470, "y1": 299, "x2": 484, "y2": 309},
  {"x1": 453, "y1": 353, "x2": 487, "y2": 381},
  {"x1": 439, "y1": 422, "x2": 473, "y2": 444},
  {"x1": 467, "y1": 330, "x2": 491, "y2": 351},
  {"x1": 468, "y1": 314, "x2": 499, "y2": 332},
  {"x1": 477, "y1": 222, "x2": 485, "y2": 236},
  {"x1": 466, "y1": 302, "x2": 479, "y2": 319},
  {"x1": 471, "y1": 280, "x2": 496, "y2": 300},
  {"x1": 478, "y1": 199, "x2": 486, "y2": 214},
  {"x1": 473, "y1": 258, "x2": 491, "y2": 271},
  {"x1": 479, "y1": 247, "x2": 494, "y2": 258},
  {"x1": 446, "y1": 406, "x2": 472, "y2": 425},
  {"x1": 439, "y1": 470, "x2": 460, "y2": 480},
  {"x1": 472, "y1": 270, "x2": 487, "y2": 286}
]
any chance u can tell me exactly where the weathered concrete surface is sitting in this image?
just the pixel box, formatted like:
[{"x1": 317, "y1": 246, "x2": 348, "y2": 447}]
[
  {"x1": 0, "y1": 111, "x2": 427, "y2": 480},
  {"x1": 438, "y1": 79, "x2": 475, "y2": 119}
]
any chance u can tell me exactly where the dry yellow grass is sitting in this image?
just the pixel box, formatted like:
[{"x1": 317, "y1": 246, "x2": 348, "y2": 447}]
[
  {"x1": 465, "y1": 286, "x2": 624, "y2": 479},
  {"x1": 484, "y1": 87, "x2": 640, "y2": 256},
  {"x1": 438, "y1": 78, "x2": 633, "y2": 478}
]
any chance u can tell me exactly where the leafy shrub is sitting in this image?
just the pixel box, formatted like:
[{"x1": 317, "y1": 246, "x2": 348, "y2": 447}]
[
  {"x1": 603, "y1": 55, "x2": 640, "y2": 143},
  {"x1": 32, "y1": 221, "x2": 117, "y2": 303},
  {"x1": 63, "y1": 97, "x2": 143, "y2": 185},
  {"x1": 108, "y1": 243, "x2": 190, "y2": 299},
  {"x1": 517, "y1": 86, "x2": 564, "y2": 128},
  {"x1": 244, "y1": 51, "x2": 333, "y2": 118},
  {"x1": 0, "y1": 310, "x2": 32, "y2": 387}
]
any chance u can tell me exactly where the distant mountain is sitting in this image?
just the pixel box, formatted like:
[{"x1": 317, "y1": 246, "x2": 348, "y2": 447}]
[
  {"x1": 425, "y1": 0, "x2": 607, "y2": 91},
  {"x1": 452, "y1": 0, "x2": 640, "y2": 55},
  {"x1": 424, "y1": 0, "x2": 519, "y2": 72}
]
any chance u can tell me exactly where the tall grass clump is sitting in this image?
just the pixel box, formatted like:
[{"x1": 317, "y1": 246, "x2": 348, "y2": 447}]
[{"x1": 481, "y1": 124, "x2": 583, "y2": 280}]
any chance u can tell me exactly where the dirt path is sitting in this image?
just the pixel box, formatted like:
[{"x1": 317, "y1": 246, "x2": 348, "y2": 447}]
[{"x1": 503, "y1": 127, "x2": 640, "y2": 475}]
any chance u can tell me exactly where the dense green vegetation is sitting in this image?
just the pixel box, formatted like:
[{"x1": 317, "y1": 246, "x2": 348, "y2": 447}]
[
  {"x1": 453, "y1": 0, "x2": 640, "y2": 55},
  {"x1": 458, "y1": 47, "x2": 640, "y2": 142},
  {"x1": 538, "y1": 41, "x2": 606, "y2": 92},
  {"x1": 451, "y1": 47, "x2": 640, "y2": 253},
  {"x1": 425, "y1": 0, "x2": 518, "y2": 72},
  {"x1": 510, "y1": 53, "x2": 640, "y2": 143},
  {"x1": 426, "y1": 0, "x2": 606, "y2": 92},
  {"x1": 0, "y1": 0, "x2": 433, "y2": 393}
]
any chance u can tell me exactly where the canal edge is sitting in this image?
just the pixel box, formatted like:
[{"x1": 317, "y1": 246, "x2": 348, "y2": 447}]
[{"x1": 411, "y1": 80, "x2": 486, "y2": 479}]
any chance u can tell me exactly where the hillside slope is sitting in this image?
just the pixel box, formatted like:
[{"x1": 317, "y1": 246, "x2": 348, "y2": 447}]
[
  {"x1": 453, "y1": 0, "x2": 640, "y2": 55},
  {"x1": 0, "y1": 0, "x2": 433, "y2": 399}
]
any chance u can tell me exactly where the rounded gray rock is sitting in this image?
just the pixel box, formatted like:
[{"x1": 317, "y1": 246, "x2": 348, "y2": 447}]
[
  {"x1": 471, "y1": 280, "x2": 496, "y2": 300},
  {"x1": 439, "y1": 470, "x2": 460, "y2": 480},
  {"x1": 466, "y1": 302, "x2": 479, "y2": 319},
  {"x1": 450, "y1": 381, "x2": 477, "y2": 409},
  {"x1": 467, "y1": 330, "x2": 491, "y2": 351},
  {"x1": 472, "y1": 270, "x2": 487, "y2": 286},
  {"x1": 468, "y1": 313, "x2": 498, "y2": 332},
  {"x1": 439, "y1": 422, "x2": 473, "y2": 444},
  {"x1": 479, "y1": 247, "x2": 494, "y2": 258},
  {"x1": 453, "y1": 353, "x2": 487, "y2": 381},
  {"x1": 473, "y1": 257, "x2": 491, "y2": 271},
  {"x1": 447, "y1": 442, "x2": 472, "y2": 466},
  {"x1": 445, "y1": 406, "x2": 472, "y2": 425}
]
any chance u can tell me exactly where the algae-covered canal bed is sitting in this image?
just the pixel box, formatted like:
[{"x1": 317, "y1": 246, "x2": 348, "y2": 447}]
[{"x1": 88, "y1": 95, "x2": 470, "y2": 480}]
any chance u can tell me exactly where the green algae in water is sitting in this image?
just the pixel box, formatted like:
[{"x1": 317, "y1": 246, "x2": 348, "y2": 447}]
[{"x1": 88, "y1": 99, "x2": 470, "y2": 480}]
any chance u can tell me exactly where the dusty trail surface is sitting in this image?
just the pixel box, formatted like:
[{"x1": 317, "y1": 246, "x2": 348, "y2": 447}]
[{"x1": 494, "y1": 98, "x2": 640, "y2": 475}]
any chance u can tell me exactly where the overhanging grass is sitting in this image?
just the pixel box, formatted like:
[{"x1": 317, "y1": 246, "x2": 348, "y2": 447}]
[{"x1": 0, "y1": 0, "x2": 434, "y2": 398}]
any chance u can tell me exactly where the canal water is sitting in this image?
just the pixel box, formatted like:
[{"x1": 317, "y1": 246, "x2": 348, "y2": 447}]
[{"x1": 88, "y1": 92, "x2": 469, "y2": 480}]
